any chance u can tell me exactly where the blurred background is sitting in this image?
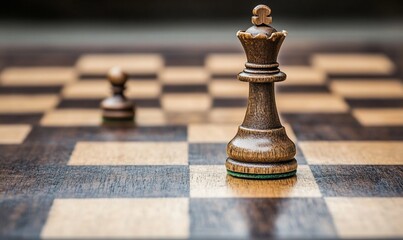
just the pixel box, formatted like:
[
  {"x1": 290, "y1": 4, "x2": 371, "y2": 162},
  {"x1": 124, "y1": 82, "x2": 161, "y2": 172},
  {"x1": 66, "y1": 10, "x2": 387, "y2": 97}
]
[{"x1": 0, "y1": 0, "x2": 402, "y2": 48}]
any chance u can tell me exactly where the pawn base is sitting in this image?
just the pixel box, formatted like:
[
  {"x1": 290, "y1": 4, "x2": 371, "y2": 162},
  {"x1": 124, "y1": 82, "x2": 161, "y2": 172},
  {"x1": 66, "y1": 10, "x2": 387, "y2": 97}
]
[
  {"x1": 102, "y1": 116, "x2": 134, "y2": 122},
  {"x1": 102, "y1": 110, "x2": 134, "y2": 122},
  {"x1": 226, "y1": 158, "x2": 297, "y2": 179}
]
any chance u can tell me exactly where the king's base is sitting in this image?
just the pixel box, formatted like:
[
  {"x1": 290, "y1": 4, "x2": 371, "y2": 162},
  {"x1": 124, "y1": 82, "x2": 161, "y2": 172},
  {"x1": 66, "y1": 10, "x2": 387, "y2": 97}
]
[
  {"x1": 227, "y1": 169, "x2": 296, "y2": 179},
  {"x1": 226, "y1": 158, "x2": 297, "y2": 180}
]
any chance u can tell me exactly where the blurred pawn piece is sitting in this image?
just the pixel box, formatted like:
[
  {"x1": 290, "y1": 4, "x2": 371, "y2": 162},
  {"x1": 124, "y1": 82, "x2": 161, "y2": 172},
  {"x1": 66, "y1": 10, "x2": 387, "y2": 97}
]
[{"x1": 101, "y1": 66, "x2": 135, "y2": 122}]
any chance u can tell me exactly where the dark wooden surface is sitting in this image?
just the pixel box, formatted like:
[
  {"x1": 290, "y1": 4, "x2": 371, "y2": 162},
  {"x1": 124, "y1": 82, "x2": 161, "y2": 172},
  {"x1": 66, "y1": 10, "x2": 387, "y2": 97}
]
[{"x1": 0, "y1": 43, "x2": 402, "y2": 239}]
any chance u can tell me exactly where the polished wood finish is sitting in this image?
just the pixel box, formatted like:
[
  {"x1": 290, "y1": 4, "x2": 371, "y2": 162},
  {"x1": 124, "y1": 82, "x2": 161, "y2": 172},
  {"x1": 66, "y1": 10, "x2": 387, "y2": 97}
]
[
  {"x1": 226, "y1": 5, "x2": 296, "y2": 178},
  {"x1": 0, "y1": 43, "x2": 402, "y2": 239}
]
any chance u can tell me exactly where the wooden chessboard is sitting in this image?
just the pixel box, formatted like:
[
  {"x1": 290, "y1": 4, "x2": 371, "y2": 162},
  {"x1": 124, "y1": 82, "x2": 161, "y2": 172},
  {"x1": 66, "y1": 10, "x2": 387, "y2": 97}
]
[{"x1": 0, "y1": 45, "x2": 402, "y2": 239}]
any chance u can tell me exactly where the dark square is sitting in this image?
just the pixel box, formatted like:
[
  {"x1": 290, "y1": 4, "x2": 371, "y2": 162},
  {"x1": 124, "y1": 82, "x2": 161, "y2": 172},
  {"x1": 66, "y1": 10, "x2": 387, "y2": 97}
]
[
  {"x1": 190, "y1": 198, "x2": 337, "y2": 239},
  {"x1": 0, "y1": 144, "x2": 75, "y2": 166},
  {"x1": 0, "y1": 197, "x2": 53, "y2": 239},
  {"x1": 346, "y1": 98, "x2": 403, "y2": 108},
  {"x1": 162, "y1": 84, "x2": 208, "y2": 93},
  {"x1": 1, "y1": 165, "x2": 190, "y2": 198},
  {"x1": 311, "y1": 165, "x2": 403, "y2": 197},
  {"x1": 0, "y1": 86, "x2": 62, "y2": 94},
  {"x1": 0, "y1": 114, "x2": 43, "y2": 124},
  {"x1": 277, "y1": 85, "x2": 330, "y2": 93},
  {"x1": 189, "y1": 143, "x2": 227, "y2": 165},
  {"x1": 57, "y1": 166, "x2": 190, "y2": 198}
]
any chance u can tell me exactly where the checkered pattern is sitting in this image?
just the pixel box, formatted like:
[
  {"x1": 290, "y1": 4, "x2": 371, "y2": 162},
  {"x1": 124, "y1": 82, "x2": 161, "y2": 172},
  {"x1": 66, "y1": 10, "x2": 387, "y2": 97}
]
[{"x1": 0, "y1": 50, "x2": 402, "y2": 239}]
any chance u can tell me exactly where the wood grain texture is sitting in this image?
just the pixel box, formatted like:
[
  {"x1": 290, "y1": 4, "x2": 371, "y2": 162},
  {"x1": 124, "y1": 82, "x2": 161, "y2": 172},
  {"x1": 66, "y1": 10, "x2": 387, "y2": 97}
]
[
  {"x1": 188, "y1": 123, "x2": 238, "y2": 143},
  {"x1": 279, "y1": 66, "x2": 326, "y2": 85},
  {"x1": 190, "y1": 198, "x2": 336, "y2": 239},
  {"x1": 0, "y1": 197, "x2": 53, "y2": 239},
  {"x1": 346, "y1": 98, "x2": 403, "y2": 109},
  {"x1": 190, "y1": 165, "x2": 320, "y2": 198},
  {"x1": 0, "y1": 67, "x2": 76, "y2": 86},
  {"x1": 209, "y1": 80, "x2": 248, "y2": 98},
  {"x1": 326, "y1": 197, "x2": 403, "y2": 238},
  {"x1": 76, "y1": 54, "x2": 164, "y2": 75},
  {"x1": 310, "y1": 165, "x2": 403, "y2": 197},
  {"x1": 69, "y1": 142, "x2": 188, "y2": 165},
  {"x1": 0, "y1": 43, "x2": 402, "y2": 239},
  {"x1": 0, "y1": 124, "x2": 31, "y2": 144},
  {"x1": 353, "y1": 108, "x2": 403, "y2": 126},
  {"x1": 330, "y1": 80, "x2": 403, "y2": 98},
  {"x1": 159, "y1": 67, "x2": 209, "y2": 84},
  {"x1": 300, "y1": 141, "x2": 403, "y2": 165},
  {"x1": 40, "y1": 109, "x2": 101, "y2": 126},
  {"x1": 226, "y1": 9, "x2": 297, "y2": 177},
  {"x1": 0, "y1": 95, "x2": 59, "y2": 113},
  {"x1": 205, "y1": 54, "x2": 245, "y2": 75},
  {"x1": 188, "y1": 143, "x2": 227, "y2": 165},
  {"x1": 0, "y1": 114, "x2": 43, "y2": 124},
  {"x1": 63, "y1": 80, "x2": 161, "y2": 99},
  {"x1": 312, "y1": 53, "x2": 395, "y2": 74},
  {"x1": 1, "y1": 165, "x2": 189, "y2": 198},
  {"x1": 41, "y1": 198, "x2": 189, "y2": 239},
  {"x1": 208, "y1": 107, "x2": 245, "y2": 123},
  {"x1": 161, "y1": 94, "x2": 211, "y2": 112},
  {"x1": 277, "y1": 93, "x2": 349, "y2": 113}
]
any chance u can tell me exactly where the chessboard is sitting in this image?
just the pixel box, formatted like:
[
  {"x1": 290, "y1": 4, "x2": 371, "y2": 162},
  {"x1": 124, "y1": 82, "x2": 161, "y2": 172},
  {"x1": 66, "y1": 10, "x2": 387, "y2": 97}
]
[{"x1": 0, "y1": 45, "x2": 402, "y2": 239}]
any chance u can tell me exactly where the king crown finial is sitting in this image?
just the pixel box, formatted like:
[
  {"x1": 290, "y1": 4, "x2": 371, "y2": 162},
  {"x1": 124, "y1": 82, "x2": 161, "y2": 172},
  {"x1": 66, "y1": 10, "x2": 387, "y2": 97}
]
[{"x1": 251, "y1": 4, "x2": 272, "y2": 26}]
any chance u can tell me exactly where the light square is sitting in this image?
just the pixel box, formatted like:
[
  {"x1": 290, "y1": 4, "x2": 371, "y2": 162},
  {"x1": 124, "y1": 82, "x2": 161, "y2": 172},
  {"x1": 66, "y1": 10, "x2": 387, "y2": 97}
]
[
  {"x1": 166, "y1": 112, "x2": 206, "y2": 125},
  {"x1": 0, "y1": 95, "x2": 59, "y2": 113},
  {"x1": 0, "y1": 67, "x2": 76, "y2": 86},
  {"x1": 190, "y1": 165, "x2": 321, "y2": 198},
  {"x1": 126, "y1": 81, "x2": 161, "y2": 98},
  {"x1": 299, "y1": 141, "x2": 403, "y2": 165},
  {"x1": 62, "y1": 80, "x2": 109, "y2": 98},
  {"x1": 325, "y1": 197, "x2": 403, "y2": 238},
  {"x1": 40, "y1": 109, "x2": 101, "y2": 126},
  {"x1": 159, "y1": 67, "x2": 209, "y2": 84},
  {"x1": 0, "y1": 124, "x2": 31, "y2": 144},
  {"x1": 188, "y1": 123, "x2": 238, "y2": 143},
  {"x1": 41, "y1": 198, "x2": 189, "y2": 239},
  {"x1": 76, "y1": 54, "x2": 164, "y2": 75},
  {"x1": 162, "y1": 94, "x2": 211, "y2": 112},
  {"x1": 353, "y1": 108, "x2": 403, "y2": 126},
  {"x1": 208, "y1": 108, "x2": 245, "y2": 124},
  {"x1": 330, "y1": 80, "x2": 403, "y2": 98},
  {"x1": 277, "y1": 93, "x2": 349, "y2": 113},
  {"x1": 62, "y1": 80, "x2": 161, "y2": 99},
  {"x1": 68, "y1": 142, "x2": 188, "y2": 165},
  {"x1": 137, "y1": 108, "x2": 167, "y2": 126},
  {"x1": 209, "y1": 80, "x2": 248, "y2": 98},
  {"x1": 311, "y1": 53, "x2": 395, "y2": 74},
  {"x1": 280, "y1": 66, "x2": 326, "y2": 85},
  {"x1": 205, "y1": 54, "x2": 246, "y2": 75}
]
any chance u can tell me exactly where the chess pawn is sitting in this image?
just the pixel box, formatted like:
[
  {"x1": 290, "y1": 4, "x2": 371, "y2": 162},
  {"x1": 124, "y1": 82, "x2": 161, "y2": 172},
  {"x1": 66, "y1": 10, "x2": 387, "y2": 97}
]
[
  {"x1": 101, "y1": 66, "x2": 135, "y2": 121},
  {"x1": 226, "y1": 5, "x2": 297, "y2": 179}
]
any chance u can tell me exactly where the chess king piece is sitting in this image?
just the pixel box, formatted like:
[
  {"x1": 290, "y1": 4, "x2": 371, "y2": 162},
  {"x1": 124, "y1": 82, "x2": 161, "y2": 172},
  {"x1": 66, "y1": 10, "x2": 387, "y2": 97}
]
[
  {"x1": 101, "y1": 66, "x2": 135, "y2": 121},
  {"x1": 226, "y1": 4, "x2": 297, "y2": 179}
]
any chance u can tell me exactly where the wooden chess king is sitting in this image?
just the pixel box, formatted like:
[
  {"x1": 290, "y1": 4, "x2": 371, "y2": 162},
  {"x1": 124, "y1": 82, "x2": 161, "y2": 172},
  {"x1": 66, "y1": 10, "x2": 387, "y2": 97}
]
[{"x1": 226, "y1": 4, "x2": 297, "y2": 179}]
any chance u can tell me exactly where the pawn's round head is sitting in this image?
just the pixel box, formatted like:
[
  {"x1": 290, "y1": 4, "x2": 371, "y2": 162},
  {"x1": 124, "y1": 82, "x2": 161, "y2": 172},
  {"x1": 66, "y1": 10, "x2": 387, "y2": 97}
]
[{"x1": 107, "y1": 66, "x2": 128, "y2": 85}]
